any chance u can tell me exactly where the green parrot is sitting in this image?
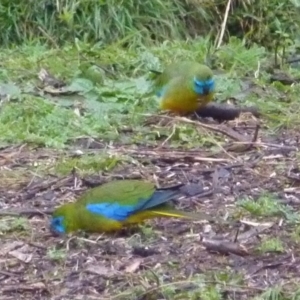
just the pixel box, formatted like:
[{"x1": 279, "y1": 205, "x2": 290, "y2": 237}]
[
  {"x1": 50, "y1": 180, "x2": 215, "y2": 234},
  {"x1": 152, "y1": 61, "x2": 215, "y2": 114}
]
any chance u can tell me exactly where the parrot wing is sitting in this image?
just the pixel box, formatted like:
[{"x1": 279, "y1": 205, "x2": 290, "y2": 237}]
[{"x1": 84, "y1": 182, "x2": 182, "y2": 221}]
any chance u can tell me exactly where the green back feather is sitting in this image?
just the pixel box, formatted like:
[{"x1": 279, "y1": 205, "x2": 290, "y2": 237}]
[{"x1": 77, "y1": 180, "x2": 156, "y2": 206}]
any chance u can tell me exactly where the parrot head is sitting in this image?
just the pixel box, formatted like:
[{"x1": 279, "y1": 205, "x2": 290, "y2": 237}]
[
  {"x1": 50, "y1": 216, "x2": 66, "y2": 234},
  {"x1": 50, "y1": 203, "x2": 77, "y2": 234},
  {"x1": 192, "y1": 66, "x2": 215, "y2": 96}
]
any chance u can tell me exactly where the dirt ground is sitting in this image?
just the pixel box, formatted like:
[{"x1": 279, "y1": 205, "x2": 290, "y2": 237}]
[{"x1": 0, "y1": 116, "x2": 300, "y2": 300}]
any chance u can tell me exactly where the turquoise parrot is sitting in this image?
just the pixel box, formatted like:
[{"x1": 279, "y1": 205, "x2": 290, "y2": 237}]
[
  {"x1": 50, "y1": 180, "x2": 214, "y2": 234},
  {"x1": 152, "y1": 61, "x2": 215, "y2": 114}
]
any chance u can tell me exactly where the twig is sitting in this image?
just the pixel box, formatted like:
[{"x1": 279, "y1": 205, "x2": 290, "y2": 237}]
[
  {"x1": 254, "y1": 61, "x2": 261, "y2": 79},
  {"x1": 237, "y1": 221, "x2": 274, "y2": 242},
  {"x1": 147, "y1": 114, "x2": 249, "y2": 142},
  {"x1": 110, "y1": 147, "x2": 230, "y2": 163},
  {"x1": 159, "y1": 123, "x2": 177, "y2": 148},
  {"x1": 28, "y1": 242, "x2": 48, "y2": 250},
  {"x1": 216, "y1": 0, "x2": 232, "y2": 49},
  {"x1": 223, "y1": 124, "x2": 264, "y2": 153},
  {"x1": 37, "y1": 26, "x2": 59, "y2": 49},
  {"x1": 176, "y1": 116, "x2": 248, "y2": 141},
  {"x1": 0, "y1": 208, "x2": 54, "y2": 217},
  {"x1": 252, "y1": 124, "x2": 260, "y2": 142},
  {"x1": 2, "y1": 282, "x2": 48, "y2": 293},
  {"x1": 201, "y1": 236, "x2": 249, "y2": 256},
  {"x1": 224, "y1": 141, "x2": 297, "y2": 152},
  {"x1": 233, "y1": 227, "x2": 240, "y2": 243},
  {"x1": 0, "y1": 270, "x2": 19, "y2": 277},
  {"x1": 259, "y1": 142, "x2": 298, "y2": 151}
]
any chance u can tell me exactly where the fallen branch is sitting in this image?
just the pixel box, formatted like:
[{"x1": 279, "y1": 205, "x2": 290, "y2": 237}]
[
  {"x1": 201, "y1": 236, "x2": 250, "y2": 256},
  {"x1": 109, "y1": 147, "x2": 231, "y2": 163},
  {"x1": 2, "y1": 282, "x2": 48, "y2": 294},
  {"x1": 168, "y1": 115, "x2": 249, "y2": 142},
  {"x1": 224, "y1": 124, "x2": 260, "y2": 152}
]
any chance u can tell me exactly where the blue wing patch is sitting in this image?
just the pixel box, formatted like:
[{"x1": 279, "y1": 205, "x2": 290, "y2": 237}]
[
  {"x1": 86, "y1": 202, "x2": 137, "y2": 221},
  {"x1": 86, "y1": 190, "x2": 180, "y2": 221}
]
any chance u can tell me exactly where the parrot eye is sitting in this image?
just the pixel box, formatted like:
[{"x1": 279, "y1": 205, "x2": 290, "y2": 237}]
[{"x1": 50, "y1": 216, "x2": 65, "y2": 234}]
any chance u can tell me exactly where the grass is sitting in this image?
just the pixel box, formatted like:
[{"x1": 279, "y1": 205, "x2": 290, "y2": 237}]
[
  {"x1": 0, "y1": 217, "x2": 29, "y2": 233},
  {"x1": 237, "y1": 193, "x2": 285, "y2": 216},
  {"x1": 46, "y1": 247, "x2": 67, "y2": 262},
  {"x1": 53, "y1": 154, "x2": 124, "y2": 176},
  {"x1": 1, "y1": 37, "x2": 298, "y2": 150},
  {"x1": 0, "y1": 0, "x2": 298, "y2": 49},
  {"x1": 257, "y1": 237, "x2": 284, "y2": 253},
  {"x1": 1, "y1": 36, "x2": 300, "y2": 299}
]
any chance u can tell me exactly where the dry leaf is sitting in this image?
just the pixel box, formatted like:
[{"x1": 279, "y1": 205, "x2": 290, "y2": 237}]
[
  {"x1": 0, "y1": 241, "x2": 24, "y2": 256},
  {"x1": 85, "y1": 264, "x2": 119, "y2": 278},
  {"x1": 9, "y1": 250, "x2": 32, "y2": 263},
  {"x1": 2, "y1": 282, "x2": 47, "y2": 293},
  {"x1": 29, "y1": 282, "x2": 47, "y2": 290},
  {"x1": 240, "y1": 220, "x2": 274, "y2": 227},
  {"x1": 125, "y1": 258, "x2": 143, "y2": 273},
  {"x1": 237, "y1": 221, "x2": 274, "y2": 242}
]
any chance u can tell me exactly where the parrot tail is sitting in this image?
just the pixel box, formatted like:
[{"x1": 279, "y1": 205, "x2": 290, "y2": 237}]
[
  {"x1": 149, "y1": 208, "x2": 216, "y2": 222},
  {"x1": 139, "y1": 189, "x2": 182, "y2": 211}
]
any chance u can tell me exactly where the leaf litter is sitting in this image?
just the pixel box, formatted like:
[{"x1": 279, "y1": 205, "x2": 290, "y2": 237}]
[{"x1": 0, "y1": 112, "x2": 299, "y2": 299}]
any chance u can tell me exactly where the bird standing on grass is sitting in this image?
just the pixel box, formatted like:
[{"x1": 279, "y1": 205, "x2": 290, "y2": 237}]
[
  {"x1": 152, "y1": 61, "x2": 215, "y2": 114},
  {"x1": 50, "y1": 180, "x2": 214, "y2": 234}
]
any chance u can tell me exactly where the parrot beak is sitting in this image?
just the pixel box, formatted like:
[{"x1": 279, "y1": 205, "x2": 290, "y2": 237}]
[
  {"x1": 202, "y1": 86, "x2": 210, "y2": 95},
  {"x1": 203, "y1": 79, "x2": 215, "y2": 95},
  {"x1": 50, "y1": 225, "x2": 63, "y2": 236},
  {"x1": 50, "y1": 216, "x2": 66, "y2": 235}
]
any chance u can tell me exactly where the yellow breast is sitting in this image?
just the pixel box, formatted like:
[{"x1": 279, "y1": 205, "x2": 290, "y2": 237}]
[{"x1": 160, "y1": 93, "x2": 214, "y2": 114}]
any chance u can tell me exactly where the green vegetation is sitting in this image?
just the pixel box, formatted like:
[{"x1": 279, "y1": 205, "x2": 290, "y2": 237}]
[
  {"x1": 47, "y1": 246, "x2": 67, "y2": 262},
  {"x1": 1, "y1": 37, "x2": 300, "y2": 151},
  {"x1": 257, "y1": 237, "x2": 284, "y2": 253},
  {"x1": 0, "y1": 217, "x2": 29, "y2": 233},
  {"x1": 237, "y1": 193, "x2": 286, "y2": 217}
]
